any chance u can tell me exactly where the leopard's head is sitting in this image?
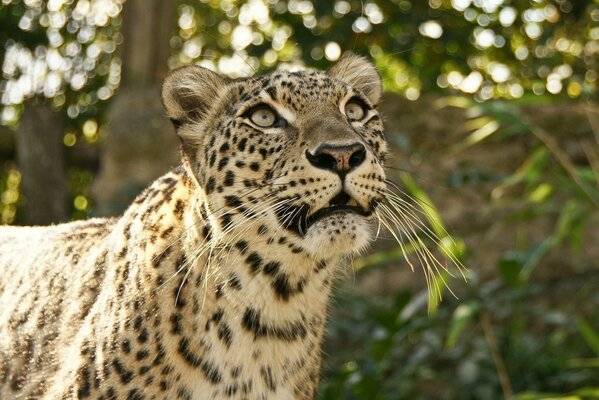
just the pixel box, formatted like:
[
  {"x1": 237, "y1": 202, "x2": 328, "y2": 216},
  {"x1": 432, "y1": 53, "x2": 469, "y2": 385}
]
[{"x1": 162, "y1": 55, "x2": 387, "y2": 259}]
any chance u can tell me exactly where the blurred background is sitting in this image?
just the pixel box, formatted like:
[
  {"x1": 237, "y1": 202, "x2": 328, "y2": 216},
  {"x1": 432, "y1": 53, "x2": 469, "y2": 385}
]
[{"x1": 1, "y1": 0, "x2": 598, "y2": 398}]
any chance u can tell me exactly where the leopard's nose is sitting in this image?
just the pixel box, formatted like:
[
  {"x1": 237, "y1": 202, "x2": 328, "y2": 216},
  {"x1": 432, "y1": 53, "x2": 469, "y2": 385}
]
[{"x1": 305, "y1": 142, "x2": 366, "y2": 179}]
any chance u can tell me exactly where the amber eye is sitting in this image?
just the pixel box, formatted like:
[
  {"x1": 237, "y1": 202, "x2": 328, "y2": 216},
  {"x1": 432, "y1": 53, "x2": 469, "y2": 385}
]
[
  {"x1": 345, "y1": 101, "x2": 365, "y2": 120},
  {"x1": 250, "y1": 107, "x2": 276, "y2": 127}
]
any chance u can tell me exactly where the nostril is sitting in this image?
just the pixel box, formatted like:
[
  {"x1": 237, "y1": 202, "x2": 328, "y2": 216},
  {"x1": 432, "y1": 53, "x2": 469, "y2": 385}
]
[
  {"x1": 348, "y1": 146, "x2": 366, "y2": 169},
  {"x1": 305, "y1": 150, "x2": 337, "y2": 171}
]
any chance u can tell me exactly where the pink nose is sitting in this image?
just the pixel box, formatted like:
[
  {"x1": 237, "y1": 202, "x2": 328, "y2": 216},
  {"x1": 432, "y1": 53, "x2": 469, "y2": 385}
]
[{"x1": 306, "y1": 143, "x2": 366, "y2": 177}]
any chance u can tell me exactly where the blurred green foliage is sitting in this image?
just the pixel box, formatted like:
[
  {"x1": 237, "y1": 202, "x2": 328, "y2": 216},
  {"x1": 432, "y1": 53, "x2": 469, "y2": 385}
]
[
  {"x1": 0, "y1": 1, "x2": 598, "y2": 398},
  {"x1": 320, "y1": 279, "x2": 599, "y2": 399}
]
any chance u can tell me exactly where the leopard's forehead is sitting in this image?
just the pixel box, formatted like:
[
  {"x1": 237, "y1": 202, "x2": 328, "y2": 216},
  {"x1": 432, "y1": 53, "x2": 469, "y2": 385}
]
[{"x1": 234, "y1": 69, "x2": 350, "y2": 111}]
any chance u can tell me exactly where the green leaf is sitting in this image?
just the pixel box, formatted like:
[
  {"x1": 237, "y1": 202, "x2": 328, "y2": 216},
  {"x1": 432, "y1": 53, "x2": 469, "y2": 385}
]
[
  {"x1": 567, "y1": 358, "x2": 599, "y2": 368},
  {"x1": 578, "y1": 319, "x2": 599, "y2": 357},
  {"x1": 517, "y1": 387, "x2": 599, "y2": 400},
  {"x1": 498, "y1": 252, "x2": 524, "y2": 287},
  {"x1": 445, "y1": 302, "x2": 479, "y2": 349},
  {"x1": 516, "y1": 393, "x2": 580, "y2": 400}
]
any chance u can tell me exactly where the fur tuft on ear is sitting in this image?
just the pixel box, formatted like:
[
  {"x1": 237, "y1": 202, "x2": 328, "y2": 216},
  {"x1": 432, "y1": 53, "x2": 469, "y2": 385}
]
[
  {"x1": 161, "y1": 65, "x2": 229, "y2": 127},
  {"x1": 328, "y1": 53, "x2": 382, "y2": 105}
]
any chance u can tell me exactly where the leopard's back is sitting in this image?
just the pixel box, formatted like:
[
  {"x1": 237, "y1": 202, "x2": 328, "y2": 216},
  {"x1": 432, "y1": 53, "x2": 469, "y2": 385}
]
[{"x1": 0, "y1": 219, "x2": 116, "y2": 398}]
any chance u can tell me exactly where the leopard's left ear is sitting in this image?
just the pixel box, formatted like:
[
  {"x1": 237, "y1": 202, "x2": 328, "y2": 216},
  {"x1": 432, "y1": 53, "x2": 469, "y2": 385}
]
[{"x1": 328, "y1": 53, "x2": 382, "y2": 105}]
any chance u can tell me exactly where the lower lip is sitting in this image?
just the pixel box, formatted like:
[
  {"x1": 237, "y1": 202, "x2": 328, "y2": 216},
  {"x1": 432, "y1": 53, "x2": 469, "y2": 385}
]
[{"x1": 307, "y1": 206, "x2": 370, "y2": 227}]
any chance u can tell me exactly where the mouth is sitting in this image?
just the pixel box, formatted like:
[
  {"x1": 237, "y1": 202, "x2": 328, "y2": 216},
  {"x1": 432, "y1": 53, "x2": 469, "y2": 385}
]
[
  {"x1": 306, "y1": 191, "x2": 371, "y2": 226},
  {"x1": 279, "y1": 191, "x2": 372, "y2": 236}
]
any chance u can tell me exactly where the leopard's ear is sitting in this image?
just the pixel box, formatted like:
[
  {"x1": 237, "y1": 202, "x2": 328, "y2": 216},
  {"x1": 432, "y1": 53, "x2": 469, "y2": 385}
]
[
  {"x1": 161, "y1": 65, "x2": 230, "y2": 129},
  {"x1": 328, "y1": 53, "x2": 381, "y2": 105}
]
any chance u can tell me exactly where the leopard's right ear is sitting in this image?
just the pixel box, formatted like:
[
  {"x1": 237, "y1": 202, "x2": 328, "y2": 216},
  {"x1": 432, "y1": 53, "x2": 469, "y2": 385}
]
[{"x1": 161, "y1": 65, "x2": 230, "y2": 129}]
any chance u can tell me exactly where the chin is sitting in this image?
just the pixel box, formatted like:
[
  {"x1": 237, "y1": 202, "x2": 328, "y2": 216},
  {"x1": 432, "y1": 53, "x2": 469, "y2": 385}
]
[{"x1": 302, "y1": 213, "x2": 374, "y2": 259}]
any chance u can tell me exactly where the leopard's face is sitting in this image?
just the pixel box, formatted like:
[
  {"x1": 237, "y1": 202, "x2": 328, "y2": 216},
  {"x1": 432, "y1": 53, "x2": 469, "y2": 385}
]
[{"x1": 162, "y1": 55, "x2": 387, "y2": 258}]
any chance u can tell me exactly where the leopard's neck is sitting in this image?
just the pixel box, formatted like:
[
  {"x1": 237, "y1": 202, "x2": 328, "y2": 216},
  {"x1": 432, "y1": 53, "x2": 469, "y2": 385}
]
[{"x1": 118, "y1": 168, "x2": 339, "y2": 399}]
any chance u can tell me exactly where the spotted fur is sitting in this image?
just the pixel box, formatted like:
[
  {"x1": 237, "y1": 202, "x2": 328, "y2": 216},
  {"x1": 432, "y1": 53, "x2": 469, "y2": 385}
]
[{"x1": 0, "y1": 55, "x2": 388, "y2": 399}]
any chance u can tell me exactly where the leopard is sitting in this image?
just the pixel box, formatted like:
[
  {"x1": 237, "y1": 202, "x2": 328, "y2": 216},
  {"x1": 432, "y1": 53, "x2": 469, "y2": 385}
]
[{"x1": 0, "y1": 54, "x2": 389, "y2": 399}]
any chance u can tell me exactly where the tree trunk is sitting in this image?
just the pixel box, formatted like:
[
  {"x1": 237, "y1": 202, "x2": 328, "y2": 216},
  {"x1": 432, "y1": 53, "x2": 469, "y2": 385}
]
[
  {"x1": 93, "y1": 0, "x2": 179, "y2": 216},
  {"x1": 120, "y1": 0, "x2": 174, "y2": 85},
  {"x1": 16, "y1": 104, "x2": 69, "y2": 225}
]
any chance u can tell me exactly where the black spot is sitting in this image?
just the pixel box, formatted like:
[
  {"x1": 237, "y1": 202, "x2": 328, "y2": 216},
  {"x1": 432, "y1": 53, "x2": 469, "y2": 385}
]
[
  {"x1": 177, "y1": 338, "x2": 222, "y2": 384},
  {"x1": 218, "y1": 158, "x2": 229, "y2": 171},
  {"x1": 219, "y1": 143, "x2": 230, "y2": 153},
  {"x1": 215, "y1": 283, "x2": 224, "y2": 299},
  {"x1": 211, "y1": 309, "x2": 224, "y2": 324},
  {"x1": 202, "y1": 225, "x2": 212, "y2": 241},
  {"x1": 107, "y1": 387, "x2": 117, "y2": 400},
  {"x1": 237, "y1": 138, "x2": 247, "y2": 151},
  {"x1": 77, "y1": 366, "x2": 91, "y2": 398},
  {"x1": 177, "y1": 386, "x2": 192, "y2": 400},
  {"x1": 229, "y1": 273, "x2": 242, "y2": 290},
  {"x1": 272, "y1": 274, "x2": 304, "y2": 301},
  {"x1": 122, "y1": 339, "x2": 132, "y2": 354},
  {"x1": 177, "y1": 337, "x2": 201, "y2": 367},
  {"x1": 206, "y1": 177, "x2": 216, "y2": 194},
  {"x1": 134, "y1": 315, "x2": 143, "y2": 331},
  {"x1": 262, "y1": 261, "x2": 280, "y2": 276},
  {"x1": 315, "y1": 260, "x2": 327, "y2": 272},
  {"x1": 231, "y1": 366, "x2": 242, "y2": 378},
  {"x1": 241, "y1": 308, "x2": 307, "y2": 341},
  {"x1": 201, "y1": 359, "x2": 222, "y2": 385},
  {"x1": 224, "y1": 195, "x2": 243, "y2": 208},
  {"x1": 266, "y1": 85, "x2": 277, "y2": 100},
  {"x1": 112, "y1": 358, "x2": 134, "y2": 384},
  {"x1": 264, "y1": 169, "x2": 274, "y2": 181},
  {"x1": 260, "y1": 366, "x2": 277, "y2": 391},
  {"x1": 127, "y1": 388, "x2": 145, "y2": 400},
  {"x1": 225, "y1": 384, "x2": 239, "y2": 396},
  {"x1": 139, "y1": 365, "x2": 151, "y2": 375},
  {"x1": 224, "y1": 170, "x2": 235, "y2": 186},
  {"x1": 249, "y1": 162, "x2": 260, "y2": 171},
  {"x1": 235, "y1": 240, "x2": 249, "y2": 254},
  {"x1": 217, "y1": 322, "x2": 233, "y2": 348},
  {"x1": 220, "y1": 213, "x2": 233, "y2": 229},
  {"x1": 245, "y1": 252, "x2": 262, "y2": 274},
  {"x1": 137, "y1": 328, "x2": 149, "y2": 343}
]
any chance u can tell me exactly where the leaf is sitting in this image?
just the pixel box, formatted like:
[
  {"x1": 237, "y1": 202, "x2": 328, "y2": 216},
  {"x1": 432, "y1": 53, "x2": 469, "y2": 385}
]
[
  {"x1": 491, "y1": 147, "x2": 549, "y2": 201},
  {"x1": 398, "y1": 172, "x2": 446, "y2": 239},
  {"x1": 515, "y1": 394, "x2": 580, "y2": 400},
  {"x1": 567, "y1": 358, "x2": 599, "y2": 368},
  {"x1": 445, "y1": 302, "x2": 479, "y2": 349},
  {"x1": 516, "y1": 388, "x2": 599, "y2": 400},
  {"x1": 450, "y1": 119, "x2": 500, "y2": 153},
  {"x1": 578, "y1": 319, "x2": 599, "y2": 357},
  {"x1": 498, "y1": 252, "x2": 524, "y2": 288},
  {"x1": 528, "y1": 183, "x2": 553, "y2": 203}
]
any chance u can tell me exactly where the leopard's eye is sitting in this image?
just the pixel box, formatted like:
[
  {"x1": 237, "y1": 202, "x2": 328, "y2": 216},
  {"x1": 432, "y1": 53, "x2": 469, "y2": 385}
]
[
  {"x1": 250, "y1": 107, "x2": 276, "y2": 127},
  {"x1": 345, "y1": 101, "x2": 366, "y2": 121}
]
